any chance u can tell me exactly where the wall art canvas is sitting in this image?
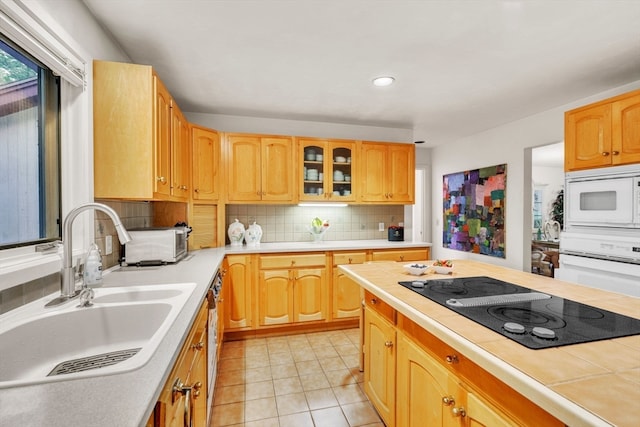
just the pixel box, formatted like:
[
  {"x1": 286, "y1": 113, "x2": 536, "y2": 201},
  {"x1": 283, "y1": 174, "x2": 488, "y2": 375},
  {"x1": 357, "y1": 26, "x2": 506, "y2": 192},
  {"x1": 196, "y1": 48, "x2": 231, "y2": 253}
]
[{"x1": 443, "y1": 164, "x2": 506, "y2": 258}]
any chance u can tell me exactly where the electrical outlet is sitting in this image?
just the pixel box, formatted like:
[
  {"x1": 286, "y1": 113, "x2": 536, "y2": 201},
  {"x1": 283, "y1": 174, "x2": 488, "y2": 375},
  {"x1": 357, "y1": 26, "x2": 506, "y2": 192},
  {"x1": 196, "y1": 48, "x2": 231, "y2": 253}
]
[
  {"x1": 378, "y1": 222, "x2": 385, "y2": 232},
  {"x1": 105, "y1": 235, "x2": 113, "y2": 255}
]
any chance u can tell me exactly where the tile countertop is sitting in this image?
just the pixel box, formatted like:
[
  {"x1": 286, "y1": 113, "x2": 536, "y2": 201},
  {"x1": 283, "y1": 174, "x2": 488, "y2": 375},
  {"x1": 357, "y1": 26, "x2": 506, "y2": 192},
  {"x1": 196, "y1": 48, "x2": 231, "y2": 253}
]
[
  {"x1": 339, "y1": 259, "x2": 640, "y2": 427},
  {"x1": 0, "y1": 248, "x2": 226, "y2": 427},
  {"x1": 224, "y1": 239, "x2": 431, "y2": 254}
]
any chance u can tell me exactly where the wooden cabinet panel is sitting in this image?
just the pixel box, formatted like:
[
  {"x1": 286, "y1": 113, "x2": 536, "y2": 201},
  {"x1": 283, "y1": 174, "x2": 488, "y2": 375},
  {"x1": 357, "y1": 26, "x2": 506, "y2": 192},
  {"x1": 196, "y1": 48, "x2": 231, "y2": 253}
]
[
  {"x1": 226, "y1": 133, "x2": 296, "y2": 203},
  {"x1": 294, "y1": 267, "x2": 326, "y2": 322},
  {"x1": 299, "y1": 138, "x2": 357, "y2": 202},
  {"x1": 259, "y1": 253, "x2": 326, "y2": 269},
  {"x1": 170, "y1": 102, "x2": 190, "y2": 200},
  {"x1": 364, "y1": 289, "x2": 396, "y2": 325},
  {"x1": 565, "y1": 89, "x2": 640, "y2": 171},
  {"x1": 259, "y1": 268, "x2": 292, "y2": 325},
  {"x1": 223, "y1": 255, "x2": 253, "y2": 329},
  {"x1": 364, "y1": 305, "x2": 396, "y2": 427},
  {"x1": 93, "y1": 60, "x2": 188, "y2": 201},
  {"x1": 191, "y1": 125, "x2": 220, "y2": 201},
  {"x1": 360, "y1": 142, "x2": 415, "y2": 203}
]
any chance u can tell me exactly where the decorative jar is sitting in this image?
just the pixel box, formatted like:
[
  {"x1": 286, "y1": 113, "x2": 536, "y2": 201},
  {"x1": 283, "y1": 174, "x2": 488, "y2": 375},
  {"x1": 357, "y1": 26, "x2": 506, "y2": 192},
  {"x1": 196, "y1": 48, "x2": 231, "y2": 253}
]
[
  {"x1": 245, "y1": 221, "x2": 263, "y2": 246},
  {"x1": 227, "y1": 219, "x2": 245, "y2": 246}
]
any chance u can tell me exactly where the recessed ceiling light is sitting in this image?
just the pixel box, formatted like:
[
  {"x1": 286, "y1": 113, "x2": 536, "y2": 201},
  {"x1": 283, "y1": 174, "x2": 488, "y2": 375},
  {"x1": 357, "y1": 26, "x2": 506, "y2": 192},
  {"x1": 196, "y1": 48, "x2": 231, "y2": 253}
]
[{"x1": 372, "y1": 76, "x2": 395, "y2": 87}]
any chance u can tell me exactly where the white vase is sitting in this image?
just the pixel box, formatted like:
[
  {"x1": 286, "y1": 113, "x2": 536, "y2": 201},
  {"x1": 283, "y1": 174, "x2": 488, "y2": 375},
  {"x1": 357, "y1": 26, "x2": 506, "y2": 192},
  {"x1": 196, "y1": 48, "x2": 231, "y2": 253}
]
[
  {"x1": 245, "y1": 221, "x2": 263, "y2": 246},
  {"x1": 227, "y1": 219, "x2": 245, "y2": 246}
]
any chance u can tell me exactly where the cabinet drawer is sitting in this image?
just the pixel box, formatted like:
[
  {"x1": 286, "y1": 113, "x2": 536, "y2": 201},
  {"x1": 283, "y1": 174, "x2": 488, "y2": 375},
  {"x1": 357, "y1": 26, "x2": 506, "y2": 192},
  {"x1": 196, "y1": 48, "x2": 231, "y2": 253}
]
[
  {"x1": 364, "y1": 290, "x2": 395, "y2": 324},
  {"x1": 333, "y1": 251, "x2": 367, "y2": 265},
  {"x1": 260, "y1": 253, "x2": 326, "y2": 269},
  {"x1": 371, "y1": 248, "x2": 429, "y2": 262}
]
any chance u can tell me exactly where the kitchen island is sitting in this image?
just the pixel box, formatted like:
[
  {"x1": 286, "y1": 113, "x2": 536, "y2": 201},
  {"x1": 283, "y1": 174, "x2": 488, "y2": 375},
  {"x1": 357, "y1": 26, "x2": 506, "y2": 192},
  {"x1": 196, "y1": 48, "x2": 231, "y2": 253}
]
[{"x1": 340, "y1": 259, "x2": 640, "y2": 427}]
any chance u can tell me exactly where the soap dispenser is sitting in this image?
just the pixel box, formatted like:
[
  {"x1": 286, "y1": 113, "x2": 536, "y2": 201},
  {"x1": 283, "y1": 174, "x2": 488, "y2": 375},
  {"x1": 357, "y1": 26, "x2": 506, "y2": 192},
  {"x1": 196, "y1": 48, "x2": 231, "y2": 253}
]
[{"x1": 83, "y1": 243, "x2": 103, "y2": 288}]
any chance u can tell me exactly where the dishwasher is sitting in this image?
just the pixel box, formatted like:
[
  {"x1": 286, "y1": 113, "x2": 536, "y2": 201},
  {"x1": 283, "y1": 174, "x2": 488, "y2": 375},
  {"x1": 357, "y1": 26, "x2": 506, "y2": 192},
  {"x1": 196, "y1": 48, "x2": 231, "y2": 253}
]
[{"x1": 206, "y1": 269, "x2": 223, "y2": 423}]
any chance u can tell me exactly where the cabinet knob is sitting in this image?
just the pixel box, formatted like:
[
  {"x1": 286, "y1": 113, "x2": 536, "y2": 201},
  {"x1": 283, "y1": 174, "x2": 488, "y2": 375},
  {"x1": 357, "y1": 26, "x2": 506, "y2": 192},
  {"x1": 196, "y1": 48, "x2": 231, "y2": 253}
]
[
  {"x1": 442, "y1": 396, "x2": 455, "y2": 406},
  {"x1": 370, "y1": 298, "x2": 378, "y2": 304},
  {"x1": 191, "y1": 341, "x2": 204, "y2": 351},
  {"x1": 612, "y1": 151, "x2": 620, "y2": 155},
  {"x1": 384, "y1": 340, "x2": 394, "y2": 348},
  {"x1": 400, "y1": 256, "x2": 405, "y2": 261},
  {"x1": 348, "y1": 257, "x2": 353, "y2": 264},
  {"x1": 157, "y1": 176, "x2": 166, "y2": 184},
  {"x1": 194, "y1": 188, "x2": 199, "y2": 193},
  {"x1": 445, "y1": 354, "x2": 458, "y2": 364},
  {"x1": 193, "y1": 381, "x2": 202, "y2": 390},
  {"x1": 452, "y1": 407, "x2": 466, "y2": 417},
  {"x1": 601, "y1": 151, "x2": 610, "y2": 156}
]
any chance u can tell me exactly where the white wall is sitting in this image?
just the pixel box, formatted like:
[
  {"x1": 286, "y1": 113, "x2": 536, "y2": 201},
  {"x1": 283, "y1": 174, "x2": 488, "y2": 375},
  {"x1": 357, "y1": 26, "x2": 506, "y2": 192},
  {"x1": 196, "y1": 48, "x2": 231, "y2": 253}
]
[{"x1": 429, "y1": 80, "x2": 640, "y2": 271}]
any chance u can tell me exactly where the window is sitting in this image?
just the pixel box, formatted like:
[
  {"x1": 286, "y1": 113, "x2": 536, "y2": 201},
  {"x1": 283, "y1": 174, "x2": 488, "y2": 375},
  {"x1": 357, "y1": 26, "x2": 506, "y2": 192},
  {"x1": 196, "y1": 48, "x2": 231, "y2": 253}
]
[
  {"x1": 532, "y1": 188, "x2": 543, "y2": 230},
  {"x1": 0, "y1": 35, "x2": 60, "y2": 248}
]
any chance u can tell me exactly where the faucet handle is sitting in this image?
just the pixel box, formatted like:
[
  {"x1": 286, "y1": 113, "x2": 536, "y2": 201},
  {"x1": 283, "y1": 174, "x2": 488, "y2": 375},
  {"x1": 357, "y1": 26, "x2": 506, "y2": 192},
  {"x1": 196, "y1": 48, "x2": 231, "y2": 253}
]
[{"x1": 77, "y1": 287, "x2": 94, "y2": 307}]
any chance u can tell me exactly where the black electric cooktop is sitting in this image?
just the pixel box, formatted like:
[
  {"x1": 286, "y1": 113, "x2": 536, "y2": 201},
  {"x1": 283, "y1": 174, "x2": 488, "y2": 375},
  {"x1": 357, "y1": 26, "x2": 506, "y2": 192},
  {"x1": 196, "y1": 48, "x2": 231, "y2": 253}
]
[{"x1": 398, "y1": 276, "x2": 640, "y2": 349}]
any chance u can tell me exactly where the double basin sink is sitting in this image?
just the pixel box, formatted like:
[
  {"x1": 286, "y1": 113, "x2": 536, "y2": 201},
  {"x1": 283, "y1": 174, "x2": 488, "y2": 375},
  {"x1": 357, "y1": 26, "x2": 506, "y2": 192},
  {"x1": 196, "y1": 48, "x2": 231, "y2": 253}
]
[{"x1": 0, "y1": 282, "x2": 197, "y2": 389}]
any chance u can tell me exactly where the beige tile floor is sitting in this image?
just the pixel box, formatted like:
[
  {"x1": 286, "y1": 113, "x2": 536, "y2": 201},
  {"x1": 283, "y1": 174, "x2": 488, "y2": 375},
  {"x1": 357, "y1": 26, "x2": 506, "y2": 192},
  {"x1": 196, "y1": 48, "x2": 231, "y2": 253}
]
[{"x1": 210, "y1": 328, "x2": 385, "y2": 427}]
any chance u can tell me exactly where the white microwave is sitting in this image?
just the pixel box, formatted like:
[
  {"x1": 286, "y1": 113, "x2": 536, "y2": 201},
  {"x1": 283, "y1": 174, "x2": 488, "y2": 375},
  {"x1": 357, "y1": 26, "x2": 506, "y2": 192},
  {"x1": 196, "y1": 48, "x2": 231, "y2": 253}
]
[{"x1": 565, "y1": 164, "x2": 640, "y2": 229}]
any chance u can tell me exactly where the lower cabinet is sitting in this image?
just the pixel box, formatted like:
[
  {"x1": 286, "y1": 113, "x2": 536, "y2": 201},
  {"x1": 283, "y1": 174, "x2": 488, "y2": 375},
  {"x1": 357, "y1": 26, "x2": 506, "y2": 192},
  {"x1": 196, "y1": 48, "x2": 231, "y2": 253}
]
[
  {"x1": 258, "y1": 253, "x2": 327, "y2": 325},
  {"x1": 371, "y1": 248, "x2": 429, "y2": 263},
  {"x1": 332, "y1": 251, "x2": 367, "y2": 319},
  {"x1": 152, "y1": 300, "x2": 208, "y2": 427},
  {"x1": 364, "y1": 290, "x2": 562, "y2": 427},
  {"x1": 223, "y1": 255, "x2": 253, "y2": 329}
]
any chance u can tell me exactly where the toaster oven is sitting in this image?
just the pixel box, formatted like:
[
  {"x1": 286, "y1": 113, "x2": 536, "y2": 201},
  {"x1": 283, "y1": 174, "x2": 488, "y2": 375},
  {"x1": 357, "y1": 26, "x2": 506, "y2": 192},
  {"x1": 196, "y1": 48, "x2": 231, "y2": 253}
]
[{"x1": 123, "y1": 227, "x2": 189, "y2": 265}]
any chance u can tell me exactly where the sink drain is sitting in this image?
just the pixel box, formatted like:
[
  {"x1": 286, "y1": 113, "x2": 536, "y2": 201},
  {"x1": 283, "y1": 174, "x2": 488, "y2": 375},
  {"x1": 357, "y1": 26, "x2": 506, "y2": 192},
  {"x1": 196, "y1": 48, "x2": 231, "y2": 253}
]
[{"x1": 48, "y1": 348, "x2": 141, "y2": 376}]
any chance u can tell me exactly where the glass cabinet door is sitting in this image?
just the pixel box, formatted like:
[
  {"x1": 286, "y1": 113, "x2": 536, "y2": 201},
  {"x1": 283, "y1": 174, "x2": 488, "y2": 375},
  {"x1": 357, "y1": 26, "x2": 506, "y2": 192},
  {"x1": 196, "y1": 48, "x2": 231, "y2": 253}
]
[{"x1": 299, "y1": 138, "x2": 356, "y2": 202}]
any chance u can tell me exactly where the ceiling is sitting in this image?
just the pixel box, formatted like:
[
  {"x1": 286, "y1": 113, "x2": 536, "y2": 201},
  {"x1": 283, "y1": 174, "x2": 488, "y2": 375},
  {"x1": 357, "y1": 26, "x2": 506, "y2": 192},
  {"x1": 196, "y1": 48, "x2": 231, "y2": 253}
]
[{"x1": 81, "y1": 0, "x2": 640, "y2": 146}]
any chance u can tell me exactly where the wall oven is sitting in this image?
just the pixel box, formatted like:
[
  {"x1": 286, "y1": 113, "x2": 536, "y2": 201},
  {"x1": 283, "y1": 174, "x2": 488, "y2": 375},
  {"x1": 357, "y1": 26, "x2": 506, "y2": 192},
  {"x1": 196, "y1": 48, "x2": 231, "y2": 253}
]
[{"x1": 565, "y1": 164, "x2": 640, "y2": 230}]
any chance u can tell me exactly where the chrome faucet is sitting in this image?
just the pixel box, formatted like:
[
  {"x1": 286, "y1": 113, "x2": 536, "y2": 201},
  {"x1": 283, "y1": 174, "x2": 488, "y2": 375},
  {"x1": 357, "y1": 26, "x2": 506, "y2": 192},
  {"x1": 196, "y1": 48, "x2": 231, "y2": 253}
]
[{"x1": 47, "y1": 202, "x2": 132, "y2": 307}]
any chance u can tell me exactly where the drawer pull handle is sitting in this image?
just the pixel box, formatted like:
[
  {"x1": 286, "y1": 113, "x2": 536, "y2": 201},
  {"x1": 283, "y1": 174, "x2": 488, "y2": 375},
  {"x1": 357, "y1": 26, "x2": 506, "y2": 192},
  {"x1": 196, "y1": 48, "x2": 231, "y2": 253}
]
[
  {"x1": 442, "y1": 396, "x2": 455, "y2": 406},
  {"x1": 445, "y1": 354, "x2": 458, "y2": 364},
  {"x1": 384, "y1": 340, "x2": 393, "y2": 348},
  {"x1": 452, "y1": 406, "x2": 466, "y2": 417}
]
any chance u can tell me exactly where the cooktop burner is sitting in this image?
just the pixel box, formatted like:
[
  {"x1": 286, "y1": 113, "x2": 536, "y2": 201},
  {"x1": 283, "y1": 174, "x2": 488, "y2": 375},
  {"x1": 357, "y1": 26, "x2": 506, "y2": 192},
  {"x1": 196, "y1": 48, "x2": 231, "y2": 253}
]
[{"x1": 398, "y1": 276, "x2": 640, "y2": 349}]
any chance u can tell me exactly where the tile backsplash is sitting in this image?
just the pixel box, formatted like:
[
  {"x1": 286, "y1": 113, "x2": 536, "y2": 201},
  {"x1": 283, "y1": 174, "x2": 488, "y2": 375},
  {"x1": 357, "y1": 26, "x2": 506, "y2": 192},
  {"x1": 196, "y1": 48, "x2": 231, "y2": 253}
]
[{"x1": 226, "y1": 204, "x2": 404, "y2": 244}]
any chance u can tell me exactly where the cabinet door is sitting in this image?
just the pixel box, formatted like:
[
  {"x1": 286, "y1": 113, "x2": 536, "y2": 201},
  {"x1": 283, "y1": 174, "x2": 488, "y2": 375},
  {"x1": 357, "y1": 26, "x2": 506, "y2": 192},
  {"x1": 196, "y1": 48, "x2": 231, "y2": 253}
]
[
  {"x1": 364, "y1": 306, "x2": 395, "y2": 427},
  {"x1": 565, "y1": 104, "x2": 612, "y2": 170},
  {"x1": 154, "y1": 74, "x2": 172, "y2": 198},
  {"x1": 329, "y1": 140, "x2": 356, "y2": 201},
  {"x1": 360, "y1": 143, "x2": 388, "y2": 202},
  {"x1": 293, "y1": 267, "x2": 326, "y2": 322},
  {"x1": 259, "y1": 269, "x2": 293, "y2": 325},
  {"x1": 261, "y1": 136, "x2": 295, "y2": 201},
  {"x1": 397, "y1": 332, "x2": 461, "y2": 427},
  {"x1": 171, "y1": 103, "x2": 190, "y2": 200},
  {"x1": 299, "y1": 138, "x2": 327, "y2": 201},
  {"x1": 332, "y1": 252, "x2": 366, "y2": 319},
  {"x1": 388, "y1": 144, "x2": 414, "y2": 203},
  {"x1": 226, "y1": 135, "x2": 262, "y2": 201},
  {"x1": 224, "y1": 255, "x2": 253, "y2": 329},
  {"x1": 192, "y1": 126, "x2": 220, "y2": 201},
  {"x1": 465, "y1": 392, "x2": 515, "y2": 427},
  {"x1": 612, "y1": 93, "x2": 640, "y2": 165}
]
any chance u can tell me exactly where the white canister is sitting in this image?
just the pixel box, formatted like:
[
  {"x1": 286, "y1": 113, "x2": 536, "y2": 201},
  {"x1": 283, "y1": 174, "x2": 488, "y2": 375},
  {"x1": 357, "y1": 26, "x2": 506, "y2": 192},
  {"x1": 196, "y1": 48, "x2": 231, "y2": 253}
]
[
  {"x1": 227, "y1": 219, "x2": 245, "y2": 246},
  {"x1": 245, "y1": 221, "x2": 263, "y2": 246}
]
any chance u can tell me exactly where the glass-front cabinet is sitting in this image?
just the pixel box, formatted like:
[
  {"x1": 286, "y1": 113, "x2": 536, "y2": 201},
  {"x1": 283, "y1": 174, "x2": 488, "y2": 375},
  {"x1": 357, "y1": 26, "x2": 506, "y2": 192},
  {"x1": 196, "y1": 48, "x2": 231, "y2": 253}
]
[{"x1": 299, "y1": 138, "x2": 356, "y2": 202}]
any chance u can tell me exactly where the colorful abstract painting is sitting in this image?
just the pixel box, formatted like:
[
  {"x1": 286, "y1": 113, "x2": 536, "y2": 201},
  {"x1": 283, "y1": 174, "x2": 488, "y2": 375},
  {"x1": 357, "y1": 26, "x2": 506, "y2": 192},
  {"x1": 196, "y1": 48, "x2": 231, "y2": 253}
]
[{"x1": 443, "y1": 164, "x2": 506, "y2": 258}]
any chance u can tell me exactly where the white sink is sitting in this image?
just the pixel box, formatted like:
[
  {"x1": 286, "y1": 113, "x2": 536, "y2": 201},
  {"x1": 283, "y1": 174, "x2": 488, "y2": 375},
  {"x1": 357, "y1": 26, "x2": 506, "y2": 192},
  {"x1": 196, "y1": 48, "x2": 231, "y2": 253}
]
[{"x1": 0, "y1": 283, "x2": 197, "y2": 388}]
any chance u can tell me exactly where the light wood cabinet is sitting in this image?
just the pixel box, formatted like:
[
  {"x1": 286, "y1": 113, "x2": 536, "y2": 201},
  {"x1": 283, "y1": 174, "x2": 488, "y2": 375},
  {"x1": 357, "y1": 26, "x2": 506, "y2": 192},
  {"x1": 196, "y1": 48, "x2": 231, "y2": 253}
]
[
  {"x1": 299, "y1": 138, "x2": 357, "y2": 202},
  {"x1": 258, "y1": 253, "x2": 327, "y2": 325},
  {"x1": 371, "y1": 248, "x2": 430, "y2": 263},
  {"x1": 93, "y1": 60, "x2": 188, "y2": 201},
  {"x1": 223, "y1": 255, "x2": 253, "y2": 330},
  {"x1": 332, "y1": 251, "x2": 366, "y2": 319},
  {"x1": 191, "y1": 125, "x2": 220, "y2": 202},
  {"x1": 171, "y1": 102, "x2": 190, "y2": 200},
  {"x1": 153, "y1": 301, "x2": 208, "y2": 427},
  {"x1": 225, "y1": 133, "x2": 296, "y2": 203},
  {"x1": 565, "y1": 89, "x2": 640, "y2": 171},
  {"x1": 364, "y1": 296, "x2": 396, "y2": 427},
  {"x1": 360, "y1": 142, "x2": 415, "y2": 203}
]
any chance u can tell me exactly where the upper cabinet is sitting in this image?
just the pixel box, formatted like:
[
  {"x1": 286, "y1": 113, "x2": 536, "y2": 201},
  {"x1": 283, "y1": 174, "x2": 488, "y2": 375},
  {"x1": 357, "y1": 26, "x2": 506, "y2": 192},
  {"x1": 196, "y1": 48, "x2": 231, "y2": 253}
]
[
  {"x1": 565, "y1": 89, "x2": 640, "y2": 171},
  {"x1": 360, "y1": 142, "x2": 415, "y2": 203},
  {"x1": 225, "y1": 133, "x2": 296, "y2": 203},
  {"x1": 93, "y1": 60, "x2": 189, "y2": 201},
  {"x1": 299, "y1": 138, "x2": 357, "y2": 202},
  {"x1": 191, "y1": 125, "x2": 220, "y2": 202}
]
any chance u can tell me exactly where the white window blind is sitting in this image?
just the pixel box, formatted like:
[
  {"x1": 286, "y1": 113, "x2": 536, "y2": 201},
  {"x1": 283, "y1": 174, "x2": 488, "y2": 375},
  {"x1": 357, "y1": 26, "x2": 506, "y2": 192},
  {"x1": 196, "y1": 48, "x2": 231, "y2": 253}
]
[{"x1": 0, "y1": 0, "x2": 85, "y2": 87}]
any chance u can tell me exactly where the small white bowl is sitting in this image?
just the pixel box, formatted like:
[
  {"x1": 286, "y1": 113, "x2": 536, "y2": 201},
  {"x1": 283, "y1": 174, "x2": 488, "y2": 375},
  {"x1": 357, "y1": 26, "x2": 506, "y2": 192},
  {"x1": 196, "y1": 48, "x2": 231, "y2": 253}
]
[
  {"x1": 335, "y1": 156, "x2": 346, "y2": 163},
  {"x1": 433, "y1": 265, "x2": 453, "y2": 274},
  {"x1": 403, "y1": 263, "x2": 429, "y2": 276}
]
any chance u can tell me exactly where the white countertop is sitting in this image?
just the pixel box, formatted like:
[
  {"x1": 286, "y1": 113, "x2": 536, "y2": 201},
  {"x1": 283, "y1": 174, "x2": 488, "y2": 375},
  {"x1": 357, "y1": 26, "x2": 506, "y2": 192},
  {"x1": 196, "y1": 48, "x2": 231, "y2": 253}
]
[{"x1": 0, "y1": 239, "x2": 429, "y2": 427}]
